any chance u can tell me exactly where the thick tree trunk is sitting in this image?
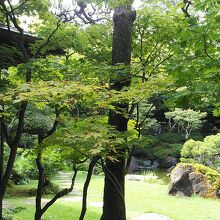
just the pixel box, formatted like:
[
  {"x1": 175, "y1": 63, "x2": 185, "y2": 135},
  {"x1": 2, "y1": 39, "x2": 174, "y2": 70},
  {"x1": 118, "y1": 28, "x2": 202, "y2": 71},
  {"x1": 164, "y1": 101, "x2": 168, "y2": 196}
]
[
  {"x1": 102, "y1": 158, "x2": 127, "y2": 220},
  {"x1": 101, "y1": 6, "x2": 136, "y2": 220}
]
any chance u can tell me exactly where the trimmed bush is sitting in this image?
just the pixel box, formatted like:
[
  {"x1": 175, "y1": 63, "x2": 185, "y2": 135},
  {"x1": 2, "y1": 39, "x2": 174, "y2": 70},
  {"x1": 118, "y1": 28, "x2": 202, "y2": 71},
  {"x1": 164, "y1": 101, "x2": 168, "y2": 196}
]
[{"x1": 181, "y1": 133, "x2": 220, "y2": 169}]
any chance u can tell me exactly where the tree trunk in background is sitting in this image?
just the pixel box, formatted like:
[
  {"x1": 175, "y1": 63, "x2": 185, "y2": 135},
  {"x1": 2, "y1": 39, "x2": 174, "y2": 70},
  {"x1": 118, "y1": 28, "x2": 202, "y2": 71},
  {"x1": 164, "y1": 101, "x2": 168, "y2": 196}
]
[
  {"x1": 79, "y1": 156, "x2": 99, "y2": 220},
  {"x1": 0, "y1": 102, "x2": 27, "y2": 220},
  {"x1": 0, "y1": 122, "x2": 4, "y2": 220},
  {"x1": 35, "y1": 138, "x2": 44, "y2": 220},
  {"x1": 101, "y1": 6, "x2": 136, "y2": 220}
]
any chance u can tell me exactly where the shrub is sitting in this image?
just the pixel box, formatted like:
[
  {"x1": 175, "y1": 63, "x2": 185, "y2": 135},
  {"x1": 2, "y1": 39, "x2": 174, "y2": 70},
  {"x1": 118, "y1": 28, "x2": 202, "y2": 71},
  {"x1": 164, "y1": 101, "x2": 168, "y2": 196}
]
[
  {"x1": 152, "y1": 145, "x2": 170, "y2": 159},
  {"x1": 11, "y1": 153, "x2": 35, "y2": 185},
  {"x1": 151, "y1": 143, "x2": 182, "y2": 159},
  {"x1": 190, "y1": 132, "x2": 203, "y2": 141},
  {"x1": 11, "y1": 147, "x2": 69, "y2": 185},
  {"x1": 158, "y1": 132, "x2": 185, "y2": 144},
  {"x1": 181, "y1": 133, "x2": 220, "y2": 169},
  {"x1": 193, "y1": 164, "x2": 220, "y2": 190},
  {"x1": 132, "y1": 133, "x2": 183, "y2": 160}
]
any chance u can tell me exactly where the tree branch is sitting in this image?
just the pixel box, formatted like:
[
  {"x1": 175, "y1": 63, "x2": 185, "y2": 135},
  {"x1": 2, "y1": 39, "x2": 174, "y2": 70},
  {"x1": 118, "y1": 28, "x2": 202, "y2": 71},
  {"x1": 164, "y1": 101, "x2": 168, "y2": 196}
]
[
  {"x1": 128, "y1": 103, "x2": 137, "y2": 118},
  {"x1": 181, "y1": 0, "x2": 191, "y2": 18},
  {"x1": 149, "y1": 54, "x2": 173, "y2": 76},
  {"x1": 2, "y1": 123, "x2": 11, "y2": 146},
  {"x1": 41, "y1": 167, "x2": 78, "y2": 215},
  {"x1": 43, "y1": 107, "x2": 60, "y2": 139},
  {"x1": 203, "y1": 34, "x2": 213, "y2": 59},
  {"x1": 34, "y1": 19, "x2": 62, "y2": 58},
  {"x1": 138, "y1": 103, "x2": 154, "y2": 127},
  {"x1": 13, "y1": 0, "x2": 28, "y2": 12},
  {"x1": 79, "y1": 156, "x2": 99, "y2": 220}
]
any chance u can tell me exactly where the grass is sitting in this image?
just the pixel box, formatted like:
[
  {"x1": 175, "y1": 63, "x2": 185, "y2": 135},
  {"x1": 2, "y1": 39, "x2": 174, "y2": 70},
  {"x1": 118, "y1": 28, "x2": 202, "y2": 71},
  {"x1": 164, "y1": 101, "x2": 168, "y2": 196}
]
[
  {"x1": 126, "y1": 180, "x2": 220, "y2": 220},
  {"x1": 4, "y1": 171, "x2": 220, "y2": 220}
]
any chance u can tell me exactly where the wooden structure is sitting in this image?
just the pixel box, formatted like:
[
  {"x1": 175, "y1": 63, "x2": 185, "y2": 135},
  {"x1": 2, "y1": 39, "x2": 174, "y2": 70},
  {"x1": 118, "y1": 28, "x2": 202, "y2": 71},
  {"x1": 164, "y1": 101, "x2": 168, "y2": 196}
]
[
  {"x1": 0, "y1": 24, "x2": 37, "y2": 45},
  {"x1": 0, "y1": 24, "x2": 63, "y2": 69},
  {"x1": 0, "y1": 24, "x2": 38, "y2": 68}
]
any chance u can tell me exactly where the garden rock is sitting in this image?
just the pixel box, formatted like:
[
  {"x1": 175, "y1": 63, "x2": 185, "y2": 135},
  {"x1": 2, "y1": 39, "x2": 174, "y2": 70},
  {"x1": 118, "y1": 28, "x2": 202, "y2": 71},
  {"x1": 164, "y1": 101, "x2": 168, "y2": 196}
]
[
  {"x1": 128, "y1": 157, "x2": 139, "y2": 173},
  {"x1": 168, "y1": 164, "x2": 218, "y2": 198},
  {"x1": 151, "y1": 160, "x2": 160, "y2": 169},
  {"x1": 143, "y1": 160, "x2": 152, "y2": 167},
  {"x1": 160, "y1": 156, "x2": 178, "y2": 168}
]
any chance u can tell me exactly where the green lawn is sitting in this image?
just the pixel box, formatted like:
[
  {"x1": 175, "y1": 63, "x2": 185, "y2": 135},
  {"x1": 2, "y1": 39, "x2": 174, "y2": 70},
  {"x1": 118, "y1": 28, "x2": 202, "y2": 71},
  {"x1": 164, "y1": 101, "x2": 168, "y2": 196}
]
[{"x1": 4, "y1": 171, "x2": 220, "y2": 220}]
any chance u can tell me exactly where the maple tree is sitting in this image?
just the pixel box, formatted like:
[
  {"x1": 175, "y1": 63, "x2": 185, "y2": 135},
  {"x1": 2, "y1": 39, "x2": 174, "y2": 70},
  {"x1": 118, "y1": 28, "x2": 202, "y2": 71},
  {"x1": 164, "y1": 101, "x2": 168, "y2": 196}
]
[{"x1": 0, "y1": 0, "x2": 220, "y2": 219}]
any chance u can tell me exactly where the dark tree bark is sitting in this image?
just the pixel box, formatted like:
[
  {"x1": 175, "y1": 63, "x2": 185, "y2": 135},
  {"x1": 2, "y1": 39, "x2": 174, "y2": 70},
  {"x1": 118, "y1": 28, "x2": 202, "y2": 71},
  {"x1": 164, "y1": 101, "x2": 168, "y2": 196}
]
[
  {"x1": 0, "y1": 122, "x2": 4, "y2": 182},
  {"x1": 41, "y1": 166, "x2": 77, "y2": 215},
  {"x1": 0, "y1": 102, "x2": 27, "y2": 220},
  {"x1": 101, "y1": 5, "x2": 136, "y2": 220},
  {"x1": 79, "y1": 156, "x2": 99, "y2": 220},
  {"x1": 0, "y1": 6, "x2": 31, "y2": 213},
  {"x1": 34, "y1": 110, "x2": 60, "y2": 220},
  {"x1": 0, "y1": 121, "x2": 4, "y2": 219},
  {"x1": 35, "y1": 136, "x2": 44, "y2": 220},
  {"x1": 35, "y1": 150, "x2": 78, "y2": 220}
]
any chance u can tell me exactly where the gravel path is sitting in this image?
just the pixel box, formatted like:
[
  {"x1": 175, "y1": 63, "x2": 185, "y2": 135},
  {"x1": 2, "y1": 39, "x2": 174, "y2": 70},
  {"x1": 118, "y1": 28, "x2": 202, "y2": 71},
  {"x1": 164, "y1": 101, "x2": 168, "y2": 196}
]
[
  {"x1": 23, "y1": 171, "x2": 83, "y2": 205},
  {"x1": 3, "y1": 201, "x2": 15, "y2": 209}
]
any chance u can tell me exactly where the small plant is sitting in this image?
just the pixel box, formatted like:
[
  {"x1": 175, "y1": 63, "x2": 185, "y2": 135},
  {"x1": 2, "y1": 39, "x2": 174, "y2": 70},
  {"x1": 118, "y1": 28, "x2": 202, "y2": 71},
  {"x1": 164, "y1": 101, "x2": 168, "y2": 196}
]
[
  {"x1": 143, "y1": 171, "x2": 165, "y2": 185},
  {"x1": 143, "y1": 170, "x2": 157, "y2": 177},
  {"x1": 3, "y1": 206, "x2": 26, "y2": 220}
]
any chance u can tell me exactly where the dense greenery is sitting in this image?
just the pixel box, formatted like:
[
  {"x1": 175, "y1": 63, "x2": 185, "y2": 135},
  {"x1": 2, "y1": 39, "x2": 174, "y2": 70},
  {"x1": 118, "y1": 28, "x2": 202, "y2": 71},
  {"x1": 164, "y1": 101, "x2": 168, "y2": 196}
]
[{"x1": 0, "y1": 0, "x2": 220, "y2": 219}]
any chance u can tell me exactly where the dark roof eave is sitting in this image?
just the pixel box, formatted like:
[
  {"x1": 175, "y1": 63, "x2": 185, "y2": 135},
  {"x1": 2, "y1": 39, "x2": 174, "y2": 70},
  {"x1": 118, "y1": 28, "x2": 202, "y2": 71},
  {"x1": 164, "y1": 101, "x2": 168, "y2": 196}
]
[
  {"x1": 0, "y1": 24, "x2": 65, "y2": 56},
  {"x1": 0, "y1": 24, "x2": 39, "y2": 46}
]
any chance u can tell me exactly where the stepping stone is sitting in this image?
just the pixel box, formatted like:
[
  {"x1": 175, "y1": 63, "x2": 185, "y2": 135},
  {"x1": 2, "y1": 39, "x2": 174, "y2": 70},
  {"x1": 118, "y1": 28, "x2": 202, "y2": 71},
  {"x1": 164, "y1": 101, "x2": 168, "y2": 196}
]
[
  {"x1": 89, "y1": 201, "x2": 103, "y2": 207},
  {"x1": 24, "y1": 198, "x2": 50, "y2": 205},
  {"x1": 3, "y1": 201, "x2": 15, "y2": 209},
  {"x1": 61, "y1": 196, "x2": 82, "y2": 202},
  {"x1": 131, "y1": 213, "x2": 173, "y2": 220}
]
